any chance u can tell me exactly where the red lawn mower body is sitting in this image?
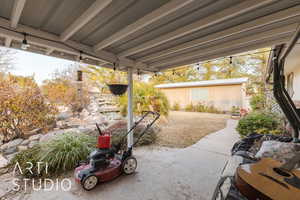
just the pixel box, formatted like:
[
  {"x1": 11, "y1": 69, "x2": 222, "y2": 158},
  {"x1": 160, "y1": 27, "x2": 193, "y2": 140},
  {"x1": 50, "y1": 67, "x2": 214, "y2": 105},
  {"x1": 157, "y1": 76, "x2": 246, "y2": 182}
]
[
  {"x1": 75, "y1": 130, "x2": 122, "y2": 184},
  {"x1": 75, "y1": 157, "x2": 122, "y2": 184}
]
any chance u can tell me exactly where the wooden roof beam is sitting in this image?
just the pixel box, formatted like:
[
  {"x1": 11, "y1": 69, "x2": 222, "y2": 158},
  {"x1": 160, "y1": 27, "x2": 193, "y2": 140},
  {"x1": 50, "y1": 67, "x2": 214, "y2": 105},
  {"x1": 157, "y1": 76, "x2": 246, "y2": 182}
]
[
  {"x1": 93, "y1": 0, "x2": 194, "y2": 51},
  {"x1": 11, "y1": 0, "x2": 26, "y2": 28},
  {"x1": 60, "y1": 0, "x2": 112, "y2": 42},
  {"x1": 5, "y1": 37, "x2": 13, "y2": 47}
]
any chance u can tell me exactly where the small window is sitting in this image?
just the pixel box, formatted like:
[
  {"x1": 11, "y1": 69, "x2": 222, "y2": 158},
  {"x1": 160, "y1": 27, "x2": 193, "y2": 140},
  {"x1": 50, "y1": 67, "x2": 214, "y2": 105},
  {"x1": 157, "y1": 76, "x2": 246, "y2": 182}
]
[
  {"x1": 287, "y1": 72, "x2": 294, "y2": 97},
  {"x1": 191, "y1": 88, "x2": 209, "y2": 101}
]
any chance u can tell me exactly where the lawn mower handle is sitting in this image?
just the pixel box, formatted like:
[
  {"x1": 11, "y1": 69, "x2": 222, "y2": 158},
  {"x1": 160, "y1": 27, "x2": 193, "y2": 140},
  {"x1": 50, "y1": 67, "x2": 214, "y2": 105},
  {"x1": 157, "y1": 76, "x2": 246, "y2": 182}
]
[
  {"x1": 95, "y1": 123, "x2": 103, "y2": 135},
  {"x1": 131, "y1": 111, "x2": 160, "y2": 148},
  {"x1": 116, "y1": 111, "x2": 160, "y2": 152}
]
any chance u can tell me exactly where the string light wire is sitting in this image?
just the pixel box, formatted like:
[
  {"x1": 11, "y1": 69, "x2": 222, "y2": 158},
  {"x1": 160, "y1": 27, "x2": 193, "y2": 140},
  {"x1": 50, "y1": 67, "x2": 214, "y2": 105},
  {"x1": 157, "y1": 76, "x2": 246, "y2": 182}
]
[
  {"x1": 0, "y1": 24, "x2": 274, "y2": 76},
  {"x1": 157, "y1": 49, "x2": 274, "y2": 76},
  {"x1": 194, "y1": 49, "x2": 273, "y2": 68}
]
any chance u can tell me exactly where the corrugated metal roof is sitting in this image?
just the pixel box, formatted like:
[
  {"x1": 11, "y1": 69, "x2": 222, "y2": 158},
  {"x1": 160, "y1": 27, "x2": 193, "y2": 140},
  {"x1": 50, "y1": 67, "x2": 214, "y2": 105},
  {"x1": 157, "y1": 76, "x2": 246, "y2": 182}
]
[
  {"x1": 155, "y1": 77, "x2": 248, "y2": 88},
  {"x1": 0, "y1": 0, "x2": 298, "y2": 72}
]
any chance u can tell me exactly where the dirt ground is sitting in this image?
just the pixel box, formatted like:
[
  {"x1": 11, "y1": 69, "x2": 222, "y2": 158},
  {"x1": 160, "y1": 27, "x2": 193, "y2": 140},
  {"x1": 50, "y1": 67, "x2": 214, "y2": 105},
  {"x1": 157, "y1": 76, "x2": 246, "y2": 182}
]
[{"x1": 157, "y1": 111, "x2": 230, "y2": 148}]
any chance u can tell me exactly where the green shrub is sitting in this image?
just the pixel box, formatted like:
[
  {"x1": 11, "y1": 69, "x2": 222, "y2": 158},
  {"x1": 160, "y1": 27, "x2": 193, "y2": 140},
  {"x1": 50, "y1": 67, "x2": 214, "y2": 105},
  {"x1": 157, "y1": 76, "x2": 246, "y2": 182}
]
[
  {"x1": 11, "y1": 145, "x2": 42, "y2": 178},
  {"x1": 194, "y1": 103, "x2": 205, "y2": 112},
  {"x1": 11, "y1": 132, "x2": 96, "y2": 178},
  {"x1": 39, "y1": 133, "x2": 96, "y2": 174},
  {"x1": 236, "y1": 112, "x2": 281, "y2": 137},
  {"x1": 118, "y1": 82, "x2": 169, "y2": 116},
  {"x1": 185, "y1": 103, "x2": 194, "y2": 112},
  {"x1": 250, "y1": 94, "x2": 266, "y2": 111},
  {"x1": 231, "y1": 106, "x2": 240, "y2": 114},
  {"x1": 185, "y1": 102, "x2": 221, "y2": 113},
  {"x1": 172, "y1": 102, "x2": 180, "y2": 111},
  {"x1": 206, "y1": 105, "x2": 222, "y2": 114}
]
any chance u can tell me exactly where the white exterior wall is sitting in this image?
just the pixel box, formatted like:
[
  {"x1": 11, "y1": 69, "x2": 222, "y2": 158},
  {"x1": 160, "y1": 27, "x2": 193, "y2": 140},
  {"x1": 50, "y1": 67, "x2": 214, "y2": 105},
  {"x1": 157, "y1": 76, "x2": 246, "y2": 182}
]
[
  {"x1": 292, "y1": 66, "x2": 300, "y2": 101},
  {"x1": 285, "y1": 44, "x2": 300, "y2": 103}
]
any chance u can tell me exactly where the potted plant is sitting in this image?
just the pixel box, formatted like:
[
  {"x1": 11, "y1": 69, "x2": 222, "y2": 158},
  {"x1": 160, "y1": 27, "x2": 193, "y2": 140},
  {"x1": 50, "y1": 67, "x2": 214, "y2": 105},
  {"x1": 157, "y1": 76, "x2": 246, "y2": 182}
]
[
  {"x1": 107, "y1": 66, "x2": 128, "y2": 95},
  {"x1": 107, "y1": 84, "x2": 128, "y2": 95}
]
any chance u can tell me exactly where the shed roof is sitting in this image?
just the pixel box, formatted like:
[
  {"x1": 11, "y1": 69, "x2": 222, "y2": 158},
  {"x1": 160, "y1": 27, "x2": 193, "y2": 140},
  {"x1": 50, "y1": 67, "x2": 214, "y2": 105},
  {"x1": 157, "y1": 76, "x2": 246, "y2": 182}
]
[
  {"x1": 0, "y1": 0, "x2": 299, "y2": 73},
  {"x1": 155, "y1": 78, "x2": 248, "y2": 88}
]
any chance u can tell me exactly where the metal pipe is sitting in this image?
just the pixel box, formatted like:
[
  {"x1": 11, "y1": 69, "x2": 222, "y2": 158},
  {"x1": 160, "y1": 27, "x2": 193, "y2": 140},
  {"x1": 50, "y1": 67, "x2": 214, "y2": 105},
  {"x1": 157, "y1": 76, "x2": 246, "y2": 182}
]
[
  {"x1": 127, "y1": 67, "x2": 134, "y2": 148},
  {"x1": 280, "y1": 24, "x2": 300, "y2": 61}
]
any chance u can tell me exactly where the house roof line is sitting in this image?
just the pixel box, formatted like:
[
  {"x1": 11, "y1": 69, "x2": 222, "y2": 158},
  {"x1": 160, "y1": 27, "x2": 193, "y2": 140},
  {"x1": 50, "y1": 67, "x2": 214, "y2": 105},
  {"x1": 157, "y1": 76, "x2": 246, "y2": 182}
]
[{"x1": 155, "y1": 77, "x2": 248, "y2": 88}]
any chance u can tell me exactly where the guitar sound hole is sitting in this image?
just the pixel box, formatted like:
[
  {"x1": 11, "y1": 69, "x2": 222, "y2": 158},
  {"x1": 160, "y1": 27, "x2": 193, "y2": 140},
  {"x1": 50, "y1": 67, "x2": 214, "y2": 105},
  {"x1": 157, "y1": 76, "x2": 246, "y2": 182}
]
[{"x1": 273, "y1": 168, "x2": 291, "y2": 177}]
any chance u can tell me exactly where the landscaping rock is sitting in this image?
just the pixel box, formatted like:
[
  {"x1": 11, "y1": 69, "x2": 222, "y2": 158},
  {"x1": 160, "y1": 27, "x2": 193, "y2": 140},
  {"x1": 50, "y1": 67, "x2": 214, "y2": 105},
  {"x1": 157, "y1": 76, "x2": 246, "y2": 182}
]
[
  {"x1": 39, "y1": 128, "x2": 79, "y2": 142},
  {"x1": 40, "y1": 130, "x2": 61, "y2": 142},
  {"x1": 68, "y1": 124, "x2": 80, "y2": 129},
  {"x1": 78, "y1": 127, "x2": 95, "y2": 134},
  {"x1": 84, "y1": 115, "x2": 106, "y2": 124},
  {"x1": 28, "y1": 134, "x2": 41, "y2": 141},
  {"x1": 80, "y1": 108, "x2": 90, "y2": 118},
  {"x1": 27, "y1": 128, "x2": 42, "y2": 135},
  {"x1": 0, "y1": 168, "x2": 9, "y2": 176},
  {"x1": 6, "y1": 153, "x2": 18, "y2": 163},
  {"x1": 20, "y1": 139, "x2": 30, "y2": 146},
  {"x1": 0, "y1": 172, "x2": 19, "y2": 198},
  {"x1": 3, "y1": 147, "x2": 17, "y2": 155},
  {"x1": 28, "y1": 141, "x2": 38, "y2": 148},
  {"x1": 56, "y1": 121, "x2": 69, "y2": 129},
  {"x1": 17, "y1": 145, "x2": 28, "y2": 152},
  {"x1": 0, "y1": 139, "x2": 24, "y2": 151},
  {"x1": 57, "y1": 111, "x2": 72, "y2": 121},
  {"x1": 113, "y1": 115, "x2": 122, "y2": 120},
  {"x1": 0, "y1": 155, "x2": 8, "y2": 168}
]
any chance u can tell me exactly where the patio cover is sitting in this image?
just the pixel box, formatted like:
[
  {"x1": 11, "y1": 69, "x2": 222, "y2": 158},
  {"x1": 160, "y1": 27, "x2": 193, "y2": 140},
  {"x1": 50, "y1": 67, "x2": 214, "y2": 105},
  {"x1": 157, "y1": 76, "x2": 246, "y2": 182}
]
[{"x1": 0, "y1": 0, "x2": 300, "y2": 73}]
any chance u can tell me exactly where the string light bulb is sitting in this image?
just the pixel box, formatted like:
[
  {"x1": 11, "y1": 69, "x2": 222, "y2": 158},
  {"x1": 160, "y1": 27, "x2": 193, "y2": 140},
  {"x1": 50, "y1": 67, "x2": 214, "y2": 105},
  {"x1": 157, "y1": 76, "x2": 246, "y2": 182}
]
[
  {"x1": 137, "y1": 69, "x2": 141, "y2": 80},
  {"x1": 113, "y1": 63, "x2": 116, "y2": 71},
  {"x1": 21, "y1": 33, "x2": 30, "y2": 50},
  {"x1": 79, "y1": 51, "x2": 83, "y2": 63}
]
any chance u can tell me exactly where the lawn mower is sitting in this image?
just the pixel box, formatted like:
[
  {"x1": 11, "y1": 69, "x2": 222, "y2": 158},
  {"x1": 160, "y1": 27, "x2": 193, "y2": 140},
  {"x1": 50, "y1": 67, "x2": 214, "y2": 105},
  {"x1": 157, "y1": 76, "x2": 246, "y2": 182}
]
[{"x1": 74, "y1": 111, "x2": 160, "y2": 191}]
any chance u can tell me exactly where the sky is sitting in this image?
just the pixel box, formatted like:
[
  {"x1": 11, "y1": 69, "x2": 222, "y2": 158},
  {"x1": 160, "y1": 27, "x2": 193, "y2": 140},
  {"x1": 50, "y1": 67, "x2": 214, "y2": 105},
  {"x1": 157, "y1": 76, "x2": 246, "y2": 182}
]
[{"x1": 9, "y1": 48, "x2": 76, "y2": 84}]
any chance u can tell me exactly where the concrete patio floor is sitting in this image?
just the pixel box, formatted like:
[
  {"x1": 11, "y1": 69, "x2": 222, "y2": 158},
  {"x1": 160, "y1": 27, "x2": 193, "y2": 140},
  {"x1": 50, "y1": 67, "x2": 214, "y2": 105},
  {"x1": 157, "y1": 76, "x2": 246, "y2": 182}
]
[{"x1": 26, "y1": 119, "x2": 240, "y2": 200}]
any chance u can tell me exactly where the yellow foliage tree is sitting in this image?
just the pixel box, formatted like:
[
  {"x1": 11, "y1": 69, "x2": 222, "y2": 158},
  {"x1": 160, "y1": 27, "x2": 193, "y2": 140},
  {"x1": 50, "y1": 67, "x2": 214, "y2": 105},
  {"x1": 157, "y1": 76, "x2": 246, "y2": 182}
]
[
  {"x1": 42, "y1": 78, "x2": 90, "y2": 114},
  {"x1": 0, "y1": 74, "x2": 57, "y2": 142},
  {"x1": 150, "y1": 65, "x2": 199, "y2": 84}
]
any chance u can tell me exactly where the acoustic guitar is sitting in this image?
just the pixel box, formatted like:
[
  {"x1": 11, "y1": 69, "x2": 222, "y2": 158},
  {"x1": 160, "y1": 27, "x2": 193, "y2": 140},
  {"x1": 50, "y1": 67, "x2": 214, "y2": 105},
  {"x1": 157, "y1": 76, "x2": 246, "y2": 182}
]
[{"x1": 235, "y1": 158, "x2": 300, "y2": 200}]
